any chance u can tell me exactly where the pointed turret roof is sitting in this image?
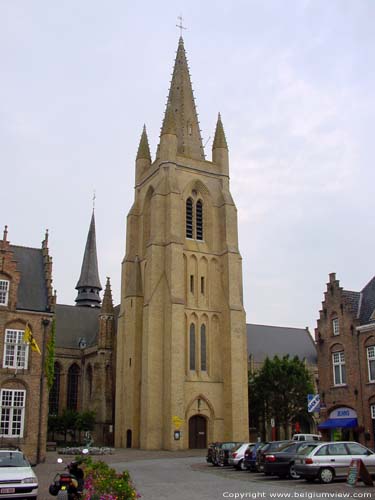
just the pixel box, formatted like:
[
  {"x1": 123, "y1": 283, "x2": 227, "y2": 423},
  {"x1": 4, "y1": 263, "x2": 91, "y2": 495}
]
[
  {"x1": 162, "y1": 37, "x2": 204, "y2": 160},
  {"x1": 75, "y1": 211, "x2": 102, "y2": 307},
  {"x1": 101, "y1": 277, "x2": 114, "y2": 314},
  {"x1": 213, "y1": 113, "x2": 228, "y2": 150},
  {"x1": 137, "y1": 125, "x2": 152, "y2": 161}
]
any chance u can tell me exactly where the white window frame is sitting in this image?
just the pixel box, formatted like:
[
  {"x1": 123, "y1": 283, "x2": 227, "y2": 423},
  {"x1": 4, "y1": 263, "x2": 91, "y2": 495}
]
[
  {"x1": 367, "y1": 346, "x2": 375, "y2": 383},
  {"x1": 3, "y1": 329, "x2": 29, "y2": 370},
  {"x1": 332, "y1": 351, "x2": 346, "y2": 386},
  {"x1": 371, "y1": 404, "x2": 375, "y2": 420},
  {"x1": 332, "y1": 318, "x2": 340, "y2": 336},
  {"x1": 0, "y1": 280, "x2": 9, "y2": 306},
  {"x1": 0, "y1": 389, "x2": 26, "y2": 437}
]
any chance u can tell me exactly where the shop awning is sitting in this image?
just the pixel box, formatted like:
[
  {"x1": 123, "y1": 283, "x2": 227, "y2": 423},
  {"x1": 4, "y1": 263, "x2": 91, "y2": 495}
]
[{"x1": 318, "y1": 418, "x2": 358, "y2": 429}]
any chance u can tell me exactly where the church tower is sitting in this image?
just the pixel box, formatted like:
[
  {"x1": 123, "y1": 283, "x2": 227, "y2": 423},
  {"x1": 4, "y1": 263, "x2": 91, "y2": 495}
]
[{"x1": 115, "y1": 37, "x2": 249, "y2": 450}]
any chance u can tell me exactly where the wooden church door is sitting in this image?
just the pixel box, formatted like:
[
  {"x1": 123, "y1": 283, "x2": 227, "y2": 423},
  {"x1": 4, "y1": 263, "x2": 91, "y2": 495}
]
[{"x1": 189, "y1": 415, "x2": 207, "y2": 449}]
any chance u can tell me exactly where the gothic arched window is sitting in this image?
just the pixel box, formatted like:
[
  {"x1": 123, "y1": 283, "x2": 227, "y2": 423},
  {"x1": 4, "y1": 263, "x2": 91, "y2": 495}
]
[
  {"x1": 189, "y1": 323, "x2": 196, "y2": 371},
  {"x1": 200, "y1": 324, "x2": 207, "y2": 371},
  {"x1": 49, "y1": 362, "x2": 61, "y2": 415},
  {"x1": 186, "y1": 198, "x2": 193, "y2": 238},
  {"x1": 67, "y1": 364, "x2": 80, "y2": 410},
  {"x1": 86, "y1": 364, "x2": 93, "y2": 398},
  {"x1": 196, "y1": 200, "x2": 203, "y2": 240}
]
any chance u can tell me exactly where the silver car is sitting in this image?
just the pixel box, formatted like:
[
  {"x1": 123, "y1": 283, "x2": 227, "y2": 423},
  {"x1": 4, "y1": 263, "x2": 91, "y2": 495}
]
[
  {"x1": 294, "y1": 441, "x2": 375, "y2": 483},
  {"x1": 228, "y1": 443, "x2": 254, "y2": 470}
]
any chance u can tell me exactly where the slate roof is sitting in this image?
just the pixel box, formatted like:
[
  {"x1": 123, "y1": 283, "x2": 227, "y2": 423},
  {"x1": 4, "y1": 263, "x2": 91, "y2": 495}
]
[
  {"x1": 342, "y1": 290, "x2": 361, "y2": 316},
  {"x1": 11, "y1": 245, "x2": 48, "y2": 312},
  {"x1": 246, "y1": 323, "x2": 317, "y2": 364},
  {"x1": 359, "y1": 276, "x2": 375, "y2": 325},
  {"x1": 55, "y1": 304, "x2": 100, "y2": 349}
]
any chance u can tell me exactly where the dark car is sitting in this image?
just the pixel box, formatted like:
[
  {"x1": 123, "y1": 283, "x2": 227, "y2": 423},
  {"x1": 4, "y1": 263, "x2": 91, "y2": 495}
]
[
  {"x1": 206, "y1": 442, "x2": 220, "y2": 464},
  {"x1": 263, "y1": 441, "x2": 317, "y2": 479},
  {"x1": 212, "y1": 442, "x2": 243, "y2": 467},
  {"x1": 256, "y1": 440, "x2": 293, "y2": 473},
  {"x1": 244, "y1": 442, "x2": 265, "y2": 471}
]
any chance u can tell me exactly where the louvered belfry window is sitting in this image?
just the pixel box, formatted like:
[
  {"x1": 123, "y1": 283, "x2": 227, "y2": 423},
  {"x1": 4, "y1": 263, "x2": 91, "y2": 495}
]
[
  {"x1": 196, "y1": 200, "x2": 203, "y2": 240},
  {"x1": 186, "y1": 198, "x2": 193, "y2": 238}
]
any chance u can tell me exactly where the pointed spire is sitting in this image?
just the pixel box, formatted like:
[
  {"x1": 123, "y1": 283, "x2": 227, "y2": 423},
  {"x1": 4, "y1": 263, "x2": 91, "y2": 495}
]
[
  {"x1": 213, "y1": 113, "x2": 228, "y2": 150},
  {"x1": 101, "y1": 277, "x2": 114, "y2": 314},
  {"x1": 137, "y1": 125, "x2": 151, "y2": 161},
  {"x1": 75, "y1": 211, "x2": 102, "y2": 307},
  {"x1": 162, "y1": 37, "x2": 205, "y2": 160}
]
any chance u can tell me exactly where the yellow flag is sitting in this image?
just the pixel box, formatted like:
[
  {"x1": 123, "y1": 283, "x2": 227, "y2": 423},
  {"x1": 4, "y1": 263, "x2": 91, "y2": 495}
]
[{"x1": 23, "y1": 324, "x2": 41, "y2": 355}]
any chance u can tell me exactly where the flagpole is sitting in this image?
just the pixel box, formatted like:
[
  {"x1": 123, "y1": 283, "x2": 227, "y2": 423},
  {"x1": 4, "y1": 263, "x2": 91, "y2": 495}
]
[{"x1": 36, "y1": 318, "x2": 50, "y2": 464}]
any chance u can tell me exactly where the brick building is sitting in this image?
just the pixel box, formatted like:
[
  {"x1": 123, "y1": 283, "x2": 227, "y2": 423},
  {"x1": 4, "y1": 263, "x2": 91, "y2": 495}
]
[
  {"x1": 315, "y1": 272, "x2": 375, "y2": 449},
  {"x1": 0, "y1": 226, "x2": 55, "y2": 463}
]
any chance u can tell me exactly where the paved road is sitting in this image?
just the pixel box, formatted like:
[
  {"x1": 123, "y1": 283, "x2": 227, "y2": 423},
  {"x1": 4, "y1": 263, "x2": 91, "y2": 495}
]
[{"x1": 35, "y1": 450, "x2": 375, "y2": 500}]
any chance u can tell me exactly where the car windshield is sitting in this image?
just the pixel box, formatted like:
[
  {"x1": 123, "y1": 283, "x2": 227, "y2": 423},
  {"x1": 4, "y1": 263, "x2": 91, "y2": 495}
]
[
  {"x1": 296, "y1": 443, "x2": 319, "y2": 456},
  {"x1": 0, "y1": 452, "x2": 29, "y2": 467}
]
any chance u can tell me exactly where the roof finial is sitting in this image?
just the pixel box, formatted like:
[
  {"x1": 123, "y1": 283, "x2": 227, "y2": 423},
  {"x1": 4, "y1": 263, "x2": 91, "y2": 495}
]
[
  {"x1": 92, "y1": 190, "x2": 96, "y2": 212},
  {"x1": 3, "y1": 225, "x2": 8, "y2": 242},
  {"x1": 176, "y1": 15, "x2": 187, "y2": 38}
]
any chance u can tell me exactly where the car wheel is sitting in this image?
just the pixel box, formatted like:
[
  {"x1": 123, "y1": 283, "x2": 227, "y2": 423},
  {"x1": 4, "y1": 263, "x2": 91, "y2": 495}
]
[
  {"x1": 319, "y1": 467, "x2": 334, "y2": 484},
  {"x1": 289, "y1": 463, "x2": 301, "y2": 480}
]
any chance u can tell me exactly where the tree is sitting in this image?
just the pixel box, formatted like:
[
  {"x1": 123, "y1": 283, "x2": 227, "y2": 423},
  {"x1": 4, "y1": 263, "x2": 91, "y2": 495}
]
[{"x1": 249, "y1": 355, "x2": 314, "y2": 438}]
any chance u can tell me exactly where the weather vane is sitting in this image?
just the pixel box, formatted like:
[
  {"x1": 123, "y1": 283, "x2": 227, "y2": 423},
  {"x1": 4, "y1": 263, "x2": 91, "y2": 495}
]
[
  {"x1": 93, "y1": 190, "x2": 96, "y2": 211},
  {"x1": 176, "y1": 15, "x2": 187, "y2": 37}
]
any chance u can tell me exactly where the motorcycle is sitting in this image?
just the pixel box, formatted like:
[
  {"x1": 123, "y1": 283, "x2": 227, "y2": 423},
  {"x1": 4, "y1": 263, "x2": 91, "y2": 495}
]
[{"x1": 49, "y1": 450, "x2": 88, "y2": 499}]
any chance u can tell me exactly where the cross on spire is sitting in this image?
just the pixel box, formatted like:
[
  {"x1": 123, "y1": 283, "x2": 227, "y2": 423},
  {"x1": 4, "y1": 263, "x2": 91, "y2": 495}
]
[
  {"x1": 92, "y1": 190, "x2": 96, "y2": 212},
  {"x1": 176, "y1": 15, "x2": 187, "y2": 37}
]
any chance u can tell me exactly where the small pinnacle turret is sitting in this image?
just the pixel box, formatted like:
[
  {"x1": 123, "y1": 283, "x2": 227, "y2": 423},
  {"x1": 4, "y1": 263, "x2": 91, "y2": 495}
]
[
  {"x1": 212, "y1": 113, "x2": 229, "y2": 176},
  {"x1": 75, "y1": 211, "x2": 102, "y2": 307},
  {"x1": 213, "y1": 113, "x2": 228, "y2": 150},
  {"x1": 101, "y1": 277, "x2": 114, "y2": 315},
  {"x1": 137, "y1": 125, "x2": 151, "y2": 161},
  {"x1": 161, "y1": 105, "x2": 177, "y2": 136}
]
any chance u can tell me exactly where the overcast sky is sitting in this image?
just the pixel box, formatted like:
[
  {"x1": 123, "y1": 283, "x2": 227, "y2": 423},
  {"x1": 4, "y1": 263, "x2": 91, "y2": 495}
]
[{"x1": 1, "y1": 1, "x2": 374, "y2": 334}]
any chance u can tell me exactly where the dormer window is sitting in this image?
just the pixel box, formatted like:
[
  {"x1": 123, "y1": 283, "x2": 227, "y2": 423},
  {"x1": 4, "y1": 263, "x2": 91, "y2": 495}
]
[
  {"x1": 332, "y1": 318, "x2": 339, "y2": 336},
  {"x1": 0, "y1": 280, "x2": 9, "y2": 306}
]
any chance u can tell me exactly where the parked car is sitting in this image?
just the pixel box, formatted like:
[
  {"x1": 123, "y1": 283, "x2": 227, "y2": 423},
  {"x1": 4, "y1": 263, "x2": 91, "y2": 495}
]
[
  {"x1": 229, "y1": 443, "x2": 254, "y2": 470},
  {"x1": 256, "y1": 440, "x2": 293, "y2": 473},
  {"x1": 244, "y1": 442, "x2": 265, "y2": 471},
  {"x1": 263, "y1": 441, "x2": 318, "y2": 479},
  {"x1": 206, "y1": 442, "x2": 220, "y2": 464},
  {"x1": 292, "y1": 434, "x2": 321, "y2": 442},
  {"x1": 0, "y1": 448, "x2": 38, "y2": 499},
  {"x1": 212, "y1": 442, "x2": 243, "y2": 467},
  {"x1": 294, "y1": 441, "x2": 375, "y2": 484}
]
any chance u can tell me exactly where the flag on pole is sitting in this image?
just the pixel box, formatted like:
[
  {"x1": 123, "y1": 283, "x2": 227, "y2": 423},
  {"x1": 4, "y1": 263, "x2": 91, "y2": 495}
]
[{"x1": 23, "y1": 324, "x2": 41, "y2": 355}]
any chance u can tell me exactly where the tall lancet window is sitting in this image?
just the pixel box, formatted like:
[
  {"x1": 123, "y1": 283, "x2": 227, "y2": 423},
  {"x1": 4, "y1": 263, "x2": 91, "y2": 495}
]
[
  {"x1": 49, "y1": 362, "x2": 61, "y2": 415},
  {"x1": 189, "y1": 323, "x2": 196, "y2": 371},
  {"x1": 67, "y1": 364, "x2": 80, "y2": 410},
  {"x1": 196, "y1": 200, "x2": 203, "y2": 240},
  {"x1": 200, "y1": 324, "x2": 207, "y2": 371},
  {"x1": 186, "y1": 198, "x2": 193, "y2": 238}
]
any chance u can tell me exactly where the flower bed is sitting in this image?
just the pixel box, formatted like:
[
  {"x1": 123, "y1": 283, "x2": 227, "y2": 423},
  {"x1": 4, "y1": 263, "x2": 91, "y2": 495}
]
[{"x1": 82, "y1": 456, "x2": 140, "y2": 500}]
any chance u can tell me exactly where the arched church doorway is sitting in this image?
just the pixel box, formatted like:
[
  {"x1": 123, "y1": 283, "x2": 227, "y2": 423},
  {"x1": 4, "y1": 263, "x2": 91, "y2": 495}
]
[{"x1": 189, "y1": 415, "x2": 207, "y2": 449}]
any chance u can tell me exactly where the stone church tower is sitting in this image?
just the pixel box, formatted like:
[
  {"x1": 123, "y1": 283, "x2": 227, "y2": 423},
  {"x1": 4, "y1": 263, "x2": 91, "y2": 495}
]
[{"x1": 115, "y1": 37, "x2": 249, "y2": 450}]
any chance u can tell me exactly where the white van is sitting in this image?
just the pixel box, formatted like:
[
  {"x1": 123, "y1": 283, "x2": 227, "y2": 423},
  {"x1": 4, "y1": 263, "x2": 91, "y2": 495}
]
[{"x1": 292, "y1": 433, "x2": 321, "y2": 441}]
